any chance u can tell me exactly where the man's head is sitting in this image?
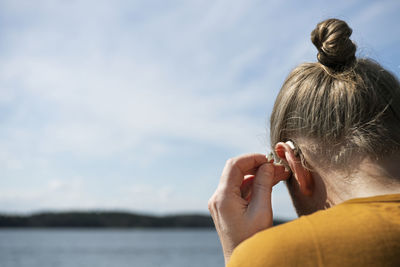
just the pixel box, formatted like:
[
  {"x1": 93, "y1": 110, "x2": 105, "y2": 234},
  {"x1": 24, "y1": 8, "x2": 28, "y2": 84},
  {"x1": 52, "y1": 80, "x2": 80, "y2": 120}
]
[{"x1": 270, "y1": 18, "x2": 400, "y2": 215}]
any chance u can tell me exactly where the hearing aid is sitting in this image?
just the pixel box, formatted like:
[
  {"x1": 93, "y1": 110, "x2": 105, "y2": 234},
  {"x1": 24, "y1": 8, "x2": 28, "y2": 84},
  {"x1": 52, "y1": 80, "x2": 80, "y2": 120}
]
[
  {"x1": 286, "y1": 140, "x2": 295, "y2": 150},
  {"x1": 267, "y1": 140, "x2": 297, "y2": 172}
]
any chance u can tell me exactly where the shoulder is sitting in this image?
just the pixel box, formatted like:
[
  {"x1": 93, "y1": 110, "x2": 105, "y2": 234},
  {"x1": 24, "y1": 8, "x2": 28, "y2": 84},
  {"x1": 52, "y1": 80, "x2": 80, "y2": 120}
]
[
  {"x1": 228, "y1": 198, "x2": 400, "y2": 267},
  {"x1": 228, "y1": 216, "x2": 321, "y2": 267}
]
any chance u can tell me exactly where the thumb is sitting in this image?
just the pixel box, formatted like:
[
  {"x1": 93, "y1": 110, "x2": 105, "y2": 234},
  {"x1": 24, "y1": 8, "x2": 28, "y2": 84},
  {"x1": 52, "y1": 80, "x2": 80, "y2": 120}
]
[
  {"x1": 248, "y1": 163, "x2": 275, "y2": 211},
  {"x1": 248, "y1": 163, "x2": 291, "y2": 212}
]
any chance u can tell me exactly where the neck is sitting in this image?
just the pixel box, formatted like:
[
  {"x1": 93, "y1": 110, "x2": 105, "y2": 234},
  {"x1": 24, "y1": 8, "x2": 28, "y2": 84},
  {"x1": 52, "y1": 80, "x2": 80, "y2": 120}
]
[{"x1": 322, "y1": 157, "x2": 400, "y2": 206}]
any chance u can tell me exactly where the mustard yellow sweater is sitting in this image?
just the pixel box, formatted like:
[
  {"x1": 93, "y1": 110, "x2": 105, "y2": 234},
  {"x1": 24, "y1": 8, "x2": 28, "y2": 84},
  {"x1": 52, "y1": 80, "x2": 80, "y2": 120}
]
[{"x1": 228, "y1": 194, "x2": 400, "y2": 267}]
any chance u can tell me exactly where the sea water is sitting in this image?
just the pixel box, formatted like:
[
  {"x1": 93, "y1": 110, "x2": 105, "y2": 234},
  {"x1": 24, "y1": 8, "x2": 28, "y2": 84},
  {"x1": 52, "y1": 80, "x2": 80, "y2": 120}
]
[{"x1": 0, "y1": 229, "x2": 224, "y2": 267}]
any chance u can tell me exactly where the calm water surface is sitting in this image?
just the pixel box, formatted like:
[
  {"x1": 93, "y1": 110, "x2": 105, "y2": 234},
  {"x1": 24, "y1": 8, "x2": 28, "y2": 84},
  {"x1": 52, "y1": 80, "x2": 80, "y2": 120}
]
[{"x1": 0, "y1": 229, "x2": 224, "y2": 267}]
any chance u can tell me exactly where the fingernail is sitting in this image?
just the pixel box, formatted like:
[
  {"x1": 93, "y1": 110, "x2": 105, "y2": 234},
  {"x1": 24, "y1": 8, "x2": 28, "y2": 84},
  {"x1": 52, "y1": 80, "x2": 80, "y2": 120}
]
[{"x1": 273, "y1": 161, "x2": 283, "y2": 166}]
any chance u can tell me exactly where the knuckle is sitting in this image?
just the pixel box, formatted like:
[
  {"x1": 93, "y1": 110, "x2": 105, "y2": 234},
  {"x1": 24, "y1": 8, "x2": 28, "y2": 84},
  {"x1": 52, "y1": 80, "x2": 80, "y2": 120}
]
[
  {"x1": 225, "y1": 158, "x2": 235, "y2": 167},
  {"x1": 253, "y1": 181, "x2": 270, "y2": 192},
  {"x1": 208, "y1": 193, "x2": 228, "y2": 212},
  {"x1": 215, "y1": 197, "x2": 229, "y2": 211},
  {"x1": 259, "y1": 163, "x2": 274, "y2": 174},
  {"x1": 207, "y1": 197, "x2": 215, "y2": 211}
]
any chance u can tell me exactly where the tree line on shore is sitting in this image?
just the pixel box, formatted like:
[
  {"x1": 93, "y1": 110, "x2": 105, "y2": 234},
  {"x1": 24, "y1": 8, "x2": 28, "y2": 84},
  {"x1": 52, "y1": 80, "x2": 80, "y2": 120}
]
[{"x1": 0, "y1": 211, "x2": 287, "y2": 228}]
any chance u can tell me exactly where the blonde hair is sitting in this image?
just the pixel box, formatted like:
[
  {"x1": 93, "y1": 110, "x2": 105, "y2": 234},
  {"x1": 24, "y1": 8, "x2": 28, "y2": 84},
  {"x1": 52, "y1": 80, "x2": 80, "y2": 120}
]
[{"x1": 270, "y1": 18, "x2": 400, "y2": 170}]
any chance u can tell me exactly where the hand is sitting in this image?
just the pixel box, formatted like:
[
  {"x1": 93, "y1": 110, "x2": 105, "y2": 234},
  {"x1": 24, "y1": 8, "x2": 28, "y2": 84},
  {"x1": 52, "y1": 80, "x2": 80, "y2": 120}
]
[{"x1": 208, "y1": 153, "x2": 290, "y2": 265}]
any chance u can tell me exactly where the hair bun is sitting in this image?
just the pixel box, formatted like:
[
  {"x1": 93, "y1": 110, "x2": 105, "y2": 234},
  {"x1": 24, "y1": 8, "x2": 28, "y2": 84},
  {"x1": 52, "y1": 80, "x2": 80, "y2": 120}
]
[{"x1": 311, "y1": 18, "x2": 357, "y2": 70}]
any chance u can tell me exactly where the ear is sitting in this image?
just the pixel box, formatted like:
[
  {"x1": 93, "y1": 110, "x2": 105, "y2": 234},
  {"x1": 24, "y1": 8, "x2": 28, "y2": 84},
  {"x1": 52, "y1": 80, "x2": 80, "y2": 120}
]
[{"x1": 275, "y1": 142, "x2": 314, "y2": 196}]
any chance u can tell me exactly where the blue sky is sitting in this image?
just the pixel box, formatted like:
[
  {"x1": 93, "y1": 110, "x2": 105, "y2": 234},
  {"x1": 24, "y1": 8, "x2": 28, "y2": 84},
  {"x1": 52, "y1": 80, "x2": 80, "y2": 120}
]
[{"x1": 0, "y1": 0, "x2": 399, "y2": 219}]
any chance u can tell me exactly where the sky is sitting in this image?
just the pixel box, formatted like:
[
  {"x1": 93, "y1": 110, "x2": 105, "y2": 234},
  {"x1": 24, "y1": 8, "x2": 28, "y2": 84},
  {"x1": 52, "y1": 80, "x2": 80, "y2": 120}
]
[{"x1": 0, "y1": 0, "x2": 399, "y2": 220}]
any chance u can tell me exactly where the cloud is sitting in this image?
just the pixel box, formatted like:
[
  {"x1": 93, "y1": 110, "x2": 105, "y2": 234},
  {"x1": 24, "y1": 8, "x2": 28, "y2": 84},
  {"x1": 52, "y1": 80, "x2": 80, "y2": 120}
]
[
  {"x1": 0, "y1": 0, "x2": 398, "y2": 218},
  {"x1": 0, "y1": 178, "x2": 207, "y2": 215},
  {"x1": 0, "y1": 178, "x2": 88, "y2": 212}
]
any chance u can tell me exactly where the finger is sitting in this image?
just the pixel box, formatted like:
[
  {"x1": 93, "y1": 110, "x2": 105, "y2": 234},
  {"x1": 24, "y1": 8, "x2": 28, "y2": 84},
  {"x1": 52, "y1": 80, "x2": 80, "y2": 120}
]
[
  {"x1": 247, "y1": 163, "x2": 275, "y2": 212},
  {"x1": 220, "y1": 153, "x2": 268, "y2": 189},
  {"x1": 272, "y1": 164, "x2": 291, "y2": 186},
  {"x1": 240, "y1": 175, "x2": 254, "y2": 201},
  {"x1": 248, "y1": 163, "x2": 290, "y2": 211}
]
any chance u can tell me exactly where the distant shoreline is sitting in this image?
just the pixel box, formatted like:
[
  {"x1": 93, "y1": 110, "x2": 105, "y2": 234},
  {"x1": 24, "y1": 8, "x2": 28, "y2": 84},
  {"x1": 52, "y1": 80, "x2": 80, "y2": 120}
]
[{"x1": 0, "y1": 211, "x2": 287, "y2": 228}]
